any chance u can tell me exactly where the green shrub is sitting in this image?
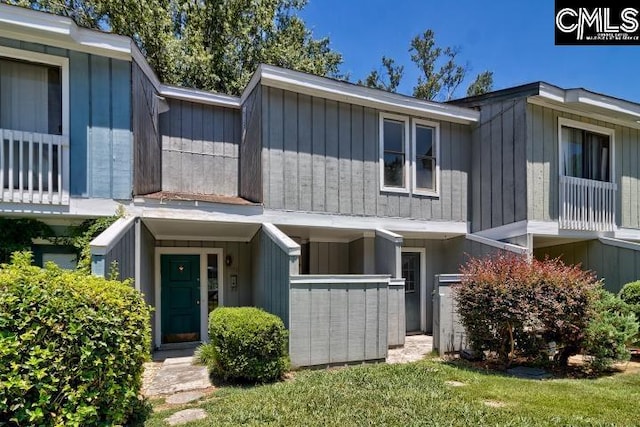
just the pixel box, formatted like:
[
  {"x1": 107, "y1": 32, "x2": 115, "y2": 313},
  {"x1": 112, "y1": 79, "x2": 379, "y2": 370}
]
[
  {"x1": 584, "y1": 290, "x2": 639, "y2": 370},
  {"x1": 455, "y1": 254, "x2": 599, "y2": 367},
  {"x1": 0, "y1": 252, "x2": 151, "y2": 426},
  {"x1": 206, "y1": 307, "x2": 289, "y2": 383}
]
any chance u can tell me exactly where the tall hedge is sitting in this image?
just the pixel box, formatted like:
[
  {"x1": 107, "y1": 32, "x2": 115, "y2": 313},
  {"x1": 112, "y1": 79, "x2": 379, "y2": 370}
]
[{"x1": 0, "y1": 252, "x2": 151, "y2": 426}]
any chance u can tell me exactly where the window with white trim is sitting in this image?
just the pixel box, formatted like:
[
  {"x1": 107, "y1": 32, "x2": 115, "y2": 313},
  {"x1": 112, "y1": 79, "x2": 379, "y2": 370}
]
[
  {"x1": 560, "y1": 120, "x2": 613, "y2": 182},
  {"x1": 381, "y1": 115, "x2": 408, "y2": 190},
  {"x1": 379, "y1": 113, "x2": 440, "y2": 195},
  {"x1": 413, "y1": 120, "x2": 439, "y2": 194}
]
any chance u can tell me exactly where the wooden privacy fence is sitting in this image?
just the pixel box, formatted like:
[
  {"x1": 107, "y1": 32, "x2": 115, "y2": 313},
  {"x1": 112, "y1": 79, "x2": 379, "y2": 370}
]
[
  {"x1": 289, "y1": 275, "x2": 391, "y2": 367},
  {"x1": 0, "y1": 128, "x2": 69, "y2": 204}
]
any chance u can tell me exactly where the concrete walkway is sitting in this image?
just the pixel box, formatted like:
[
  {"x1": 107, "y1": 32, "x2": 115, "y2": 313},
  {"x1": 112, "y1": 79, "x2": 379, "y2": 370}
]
[
  {"x1": 143, "y1": 356, "x2": 211, "y2": 397},
  {"x1": 387, "y1": 335, "x2": 433, "y2": 364}
]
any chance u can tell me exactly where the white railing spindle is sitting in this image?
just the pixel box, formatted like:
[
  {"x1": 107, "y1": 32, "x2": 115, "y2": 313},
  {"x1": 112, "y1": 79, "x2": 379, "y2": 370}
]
[
  {"x1": 0, "y1": 128, "x2": 69, "y2": 205},
  {"x1": 559, "y1": 175, "x2": 617, "y2": 232}
]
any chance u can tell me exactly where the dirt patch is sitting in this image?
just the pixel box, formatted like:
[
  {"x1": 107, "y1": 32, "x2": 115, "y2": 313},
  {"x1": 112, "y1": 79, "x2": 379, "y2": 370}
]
[
  {"x1": 483, "y1": 400, "x2": 507, "y2": 408},
  {"x1": 444, "y1": 380, "x2": 466, "y2": 387}
]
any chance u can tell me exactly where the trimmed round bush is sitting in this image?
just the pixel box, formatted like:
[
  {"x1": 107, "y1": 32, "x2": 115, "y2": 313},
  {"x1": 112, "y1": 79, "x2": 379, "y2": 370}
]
[
  {"x1": 619, "y1": 280, "x2": 640, "y2": 346},
  {"x1": 0, "y1": 252, "x2": 151, "y2": 426},
  {"x1": 207, "y1": 307, "x2": 289, "y2": 383}
]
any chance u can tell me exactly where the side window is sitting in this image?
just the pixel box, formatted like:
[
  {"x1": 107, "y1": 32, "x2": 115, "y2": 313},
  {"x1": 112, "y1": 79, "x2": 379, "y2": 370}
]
[
  {"x1": 413, "y1": 122, "x2": 438, "y2": 194},
  {"x1": 380, "y1": 114, "x2": 409, "y2": 192}
]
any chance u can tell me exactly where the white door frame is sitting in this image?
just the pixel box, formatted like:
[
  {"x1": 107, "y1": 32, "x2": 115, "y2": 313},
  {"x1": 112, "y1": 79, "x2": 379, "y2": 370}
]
[
  {"x1": 401, "y1": 247, "x2": 427, "y2": 332},
  {"x1": 154, "y1": 247, "x2": 224, "y2": 347}
]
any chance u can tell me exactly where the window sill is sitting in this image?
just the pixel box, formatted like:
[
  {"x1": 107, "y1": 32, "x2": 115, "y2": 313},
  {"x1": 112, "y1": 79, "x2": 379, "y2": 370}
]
[
  {"x1": 380, "y1": 186, "x2": 410, "y2": 194},
  {"x1": 413, "y1": 190, "x2": 439, "y2": 198}
]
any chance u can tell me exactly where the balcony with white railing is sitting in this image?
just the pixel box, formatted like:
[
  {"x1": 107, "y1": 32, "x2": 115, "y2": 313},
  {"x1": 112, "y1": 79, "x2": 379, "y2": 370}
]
[
  {"x1": 1, "y1": 129, "x2": 70, "y2": 205},
  {"x1": 559, "y1": 175, "x2": 617, "y2": 232}
]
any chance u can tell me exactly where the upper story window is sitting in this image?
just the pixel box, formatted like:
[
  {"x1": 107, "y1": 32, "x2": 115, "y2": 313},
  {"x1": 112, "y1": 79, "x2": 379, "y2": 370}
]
[
  {"x1": 413, "y1": 120, "x2": 439, "y2": 195},
  {"x1": 559, "y1": 118, "x2": 614, "y2": 182},
  {"x1": 0, "y1": 46, "x2": 68, "y2": 136},
  {"x1": 379, "y1": 113, "x2": 440, "y2": 196}
]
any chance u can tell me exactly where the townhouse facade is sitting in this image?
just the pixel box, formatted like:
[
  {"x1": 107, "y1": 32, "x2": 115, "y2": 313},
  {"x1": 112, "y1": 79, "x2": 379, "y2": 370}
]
[{"x1": 2, "y1": 4, "x2": 639, "y2": 366}]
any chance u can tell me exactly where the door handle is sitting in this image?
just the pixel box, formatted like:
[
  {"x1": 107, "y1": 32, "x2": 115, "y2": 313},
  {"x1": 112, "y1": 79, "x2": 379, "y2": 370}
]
[{"x1": 196, "y1": 300, "x2": 200, "y2": 305}]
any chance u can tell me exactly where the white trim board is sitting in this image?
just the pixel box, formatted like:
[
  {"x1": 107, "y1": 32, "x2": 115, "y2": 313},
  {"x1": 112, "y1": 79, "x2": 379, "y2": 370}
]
[
  {"x1": 375, "y1": 228, "x2": 404, "y2": 244},
  {"x1": 402, "y1": 247, "x2": 427, "y2": 333},
  {"x1": 465, "y1": 234, "x2": 529, "y2": 255},
  {"x1": 90, "y1": 216, "x2": 136, "y2": 255},
  {"x1": 598, "y1": 237, "x2": 640, "y2": 252},
  {"x1": 154, "y1": 247, "x2": 224, "y2": 348},
  {"x1": 290, "y1": 275, "x2": 391, "y2": 284},
  {"x1": 252, "y1": 65, "x2": 479, "y2": 124}
]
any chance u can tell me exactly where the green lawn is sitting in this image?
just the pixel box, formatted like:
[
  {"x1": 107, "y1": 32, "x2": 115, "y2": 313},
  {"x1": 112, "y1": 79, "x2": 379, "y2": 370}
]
[{"x1": 145, "y1": 359, "x2": 640, "y2": 426}]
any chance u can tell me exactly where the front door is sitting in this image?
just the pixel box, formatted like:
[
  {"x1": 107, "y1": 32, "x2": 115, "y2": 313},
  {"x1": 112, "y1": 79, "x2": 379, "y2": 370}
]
[
  {"x1": 161, "y1": 254, "x2": 201, "y2": 343},
  {"x1": 402, "y1": 252, "x2": 421, "y2": 333}
]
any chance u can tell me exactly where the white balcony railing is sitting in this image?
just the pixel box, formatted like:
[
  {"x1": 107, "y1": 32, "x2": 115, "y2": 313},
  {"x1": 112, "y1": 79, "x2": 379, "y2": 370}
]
[
  {"x1": 1, "y1": 129, "x2": 69, "y2": 205},
  {"x1": 559, "y1": 175, "x2": 617, "y2": 231}
]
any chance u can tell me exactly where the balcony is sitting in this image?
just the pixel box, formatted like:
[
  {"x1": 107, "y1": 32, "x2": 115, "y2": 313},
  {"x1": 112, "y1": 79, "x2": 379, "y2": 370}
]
[
  {"x1": 559, "y1": 175, "x2": 616, "y2": 232},
  {"x1": 1, "y1": 129, "x2": 69, "y2": 205}
]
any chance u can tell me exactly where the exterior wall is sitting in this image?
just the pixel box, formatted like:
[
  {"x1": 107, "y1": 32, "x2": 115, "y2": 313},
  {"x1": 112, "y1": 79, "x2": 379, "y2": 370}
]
[
  {"x1": 132, "y1": 61, "x2": 161, "y2": 195},
  {"x1": 159, "y1": 98, "x2": 240, "y2": 196},
  {"x1": 138, "y1": 221, "x2": 156, "y2": 349},
  {"x1": 375, "y1": 234, "x2": 401, "y2": 277},
  {"x1": 433, "y1": 275, "x2": 466, "y2": 356},
  {"x1": 156, "y1": 239, "x2": 252, "y2": 306},
  {"x1": 0, "y1": 38, "x2": 133, "y2": 200},
  {"x1": 259, "y1": 86, "x2": 470, "y2": 221},
  {"x1": 348, "y1": 237, "x2": 375, "y2": 274},
  {"x1": 527, "y1": 104, "x2": 640, "y2": 228},
  {"x1": 470, "y1": 99, "x2": 527, "y2": 232},
  {"x1": 308, "y1": 241, "x2": 350, "y2": 274},
  {"x1": 104, "y1": 224, "x2": 136, "y2": 281},
  {"x1": 534, "y1": 239, "x2": 640, "y2": 293},
  {"x1": 387, "y1": 278, "x2": 406, "y2": 347},
  {"x1": 289, "y1": 276, "x2": 388, "y2": 367},
  {"x1": 240, "y1": 85, "x2": 262, "y2": 202},
  {"x1": 250, "y1": 228, "x2": 295, "y2": 326}
]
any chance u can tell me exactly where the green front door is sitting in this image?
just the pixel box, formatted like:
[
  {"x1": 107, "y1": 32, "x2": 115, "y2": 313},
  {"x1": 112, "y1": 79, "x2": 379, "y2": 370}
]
[{"x1": 161, "y1": 254, "x2": 201, "y2": 344}]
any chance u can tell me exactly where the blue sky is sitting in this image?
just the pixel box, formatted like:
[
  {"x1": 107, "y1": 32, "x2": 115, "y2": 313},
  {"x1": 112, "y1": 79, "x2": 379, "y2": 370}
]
[{"x1": 300, "y1": 0, "x2": 640, "y2": 102}]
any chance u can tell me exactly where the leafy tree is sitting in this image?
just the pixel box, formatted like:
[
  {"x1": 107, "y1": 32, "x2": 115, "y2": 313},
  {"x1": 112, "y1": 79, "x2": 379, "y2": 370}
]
[
  {"x1": 466, "y1": 70, "x2": 494, "y2": 97},
  {"x1": 361, "y1": 29, "x2": 493, "y2": 101},
  {"x1": 0, "y1": 218, "x2": 54, "y2": 263},
  {"x1": 10, "y1": 0, "x2": 342, "y2": 96},
  {"x1": 359, "y1": 56, "x2": 404, "y2": 93}
]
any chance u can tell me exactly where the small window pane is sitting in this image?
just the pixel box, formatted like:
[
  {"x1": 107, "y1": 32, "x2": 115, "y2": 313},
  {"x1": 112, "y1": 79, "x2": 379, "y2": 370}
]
[
  {"x1": 416, "y1": 158, "x2": 434, "y2": 190},
  {"x1": 384, "y1": 153, "x2": 405, "y2": 187},
  {"x1": 415, "y1": 126, "x2": 434, "y2": 157},
  {"x1": 561, "y1": 126, "x2": 610, "y2": 182},
  {"x1": 384, "y1": 119, "x2": 404, "y2": 152}
]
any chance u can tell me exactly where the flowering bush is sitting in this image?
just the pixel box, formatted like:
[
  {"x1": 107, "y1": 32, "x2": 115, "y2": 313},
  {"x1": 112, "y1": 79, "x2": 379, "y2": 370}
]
[{"x1": 455, "y1": 254, "x2": 600, "y2": 367}]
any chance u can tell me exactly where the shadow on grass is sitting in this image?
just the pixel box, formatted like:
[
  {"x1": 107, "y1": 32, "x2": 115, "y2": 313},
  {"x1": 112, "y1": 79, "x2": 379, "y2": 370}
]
[{"x1": 440, "y1": 356, "x2": 624, "y2": 380}]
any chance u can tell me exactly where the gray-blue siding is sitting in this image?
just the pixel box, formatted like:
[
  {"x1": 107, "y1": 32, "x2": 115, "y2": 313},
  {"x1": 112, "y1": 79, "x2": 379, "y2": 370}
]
[{"x1": 0, "y1": 38, "x2": 132, "y2": 199}]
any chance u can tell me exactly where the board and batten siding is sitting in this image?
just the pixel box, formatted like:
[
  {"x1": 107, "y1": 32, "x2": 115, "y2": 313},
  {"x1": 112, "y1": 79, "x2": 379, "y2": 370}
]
[
  {"x1": 470, "y1": 99, "x2": 528, "y2": 232},
  {"x1": 527, "y1": 104, "x2": 640, "y2": 229},
  {"x1": 250, "y1": 228, "x2": 296, "y2": 327},
  {"x1": 132, "y1": 61, "x2": 161, "y2": 195},
  {"x1": 534, "y1": 239, "x2": 640, "y2": 294},
  {"x1": 240, "y1": 85, "x2": 262, "y2": 202},
  {"x1": 259, "y1": 86, "x2": 470, "y2": 221},
  {"x1": 159, "y1": 98, "x2": 241, "y2": 196},
  {"x1": 156, "y1": 239, "x2": 252, "y2": 307},
  {"x1": 0, "y1": 38, "x2": 133, "y2": 199},
  {"x1": 138, "y1": 221, "x2": 157, "y2": 349},
  {"x1": 102, "y1": 223, "x2": 136, "y2": 281},
  {"x1": 289, "y1": 276, "x2": 389, "y2": 367}
]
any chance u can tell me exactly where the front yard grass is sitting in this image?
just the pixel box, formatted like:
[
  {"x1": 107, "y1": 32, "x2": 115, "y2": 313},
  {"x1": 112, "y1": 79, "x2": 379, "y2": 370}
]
[{"x1": 145, "y1": 358, "x2": 640, "y2": 426}]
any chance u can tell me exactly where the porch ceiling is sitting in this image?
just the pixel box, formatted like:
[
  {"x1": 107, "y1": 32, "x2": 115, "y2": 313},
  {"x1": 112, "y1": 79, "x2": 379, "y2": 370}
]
[
  {"x1": 277, "y1": 224, "x2": 373, "y2": 243},
  {"x1": 143, "y1": 218, "x2": 260, "y2": 242},
  {"x1": 533, "y1": 235, "x2": 592, "y2": 249}
]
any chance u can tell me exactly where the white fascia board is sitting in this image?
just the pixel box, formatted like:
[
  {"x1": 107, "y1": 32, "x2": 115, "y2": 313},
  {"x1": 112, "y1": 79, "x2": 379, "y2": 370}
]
[
  {"x1": 90, "y1": 216, "x2": 137, "y2": 255},
  {"x1": 256, "y1": 65, "x2": 480, "y2": 124},
  {"x1": 160, "y1": 84, "x2": 241, "y2": 109},
  {"x1": 565, "y1": 89, "x2": 640, "y2": 119},
  {"x1": 0, "y1": 4, "x2": 132, "y2": 61},
  {"x1": 475, "y1": 220, "x2": 528, "y2": 241},
  {"x1": 290, "y1": 274, "x2": 391, "y2": 285},
  {"x1": 465, "y1": 233, "x2": 529, "y2": 255},
  {"x1": 614, "y1": 228, "x2": 640, "y2": 242},
  {"x1": 599, "y1": 236, "x2": 640, "y2": 252},
  {"x1": 375, "y1": 228, "x2": 404, "y2": 244},
  {"x1": 389, "y1": 278, "x2": 406, "y2": 287},
  {"x1": 262, "y1": 223, "x2": 301, "y2": 256}
]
